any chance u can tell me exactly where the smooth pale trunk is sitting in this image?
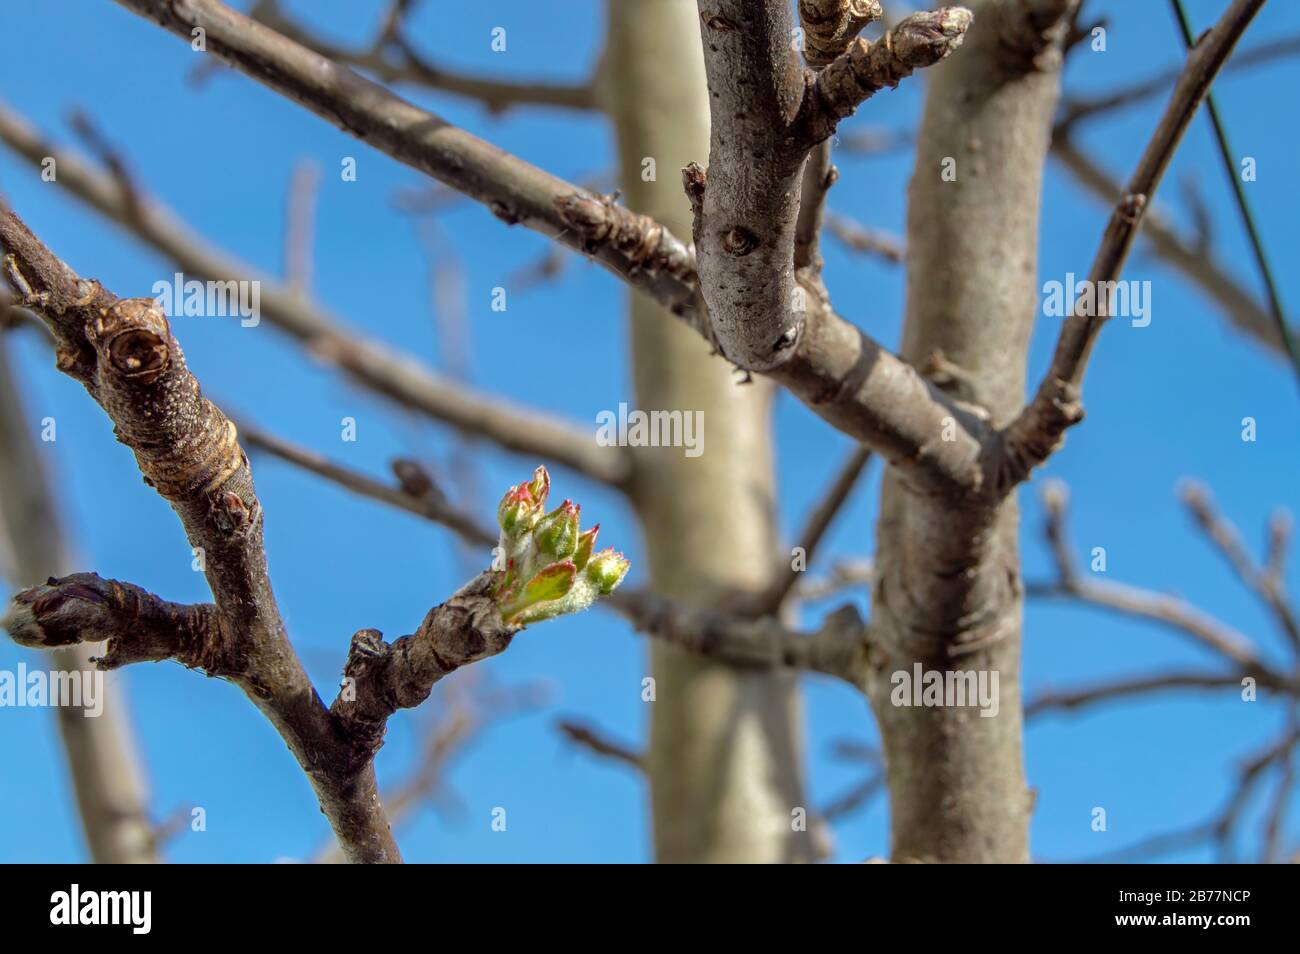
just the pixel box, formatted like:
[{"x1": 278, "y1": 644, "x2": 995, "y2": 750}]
[
  {"x1": 0, "y1": 334, "x2": 159, "y2": 863},
  {"x1": 604, "y1": 0, "x2": 818, "y2": 863}
]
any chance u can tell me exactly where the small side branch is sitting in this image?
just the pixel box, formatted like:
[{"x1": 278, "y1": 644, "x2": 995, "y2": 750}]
[
  {"x1": 3, "y1": 574, "x2": 221, "y2": 672},
  {"x1": 330, "y1": 574, "x2": 519, "y2": 757},
  {"x1": 557, "y1": 720, "x2": 646, "y2": 772},
  {"x1": 1180, "y1": 482, "x2": 1300, "y2": 652},
  {"x1": 0, "y1": 100, "x2": 630, "y2": 489},
  {"x1": 802, "y1": 8, "x2": 973, "y2": 143},
  {"x1": 1028, "y1": 481, "x2": 1269, "y2": 671},
  {"x1": 612, "y1": 590, "x2": 869, "y2": 687},
  {"x1": 1025, "y1": 670, "x2": 1293, "y2": 718},
  {"x1": 1002, "y1": 0, "x2": 1268, "y2": 488},
  {"x1": 741, "y1": 444, "x2": 872, "y2": 616},
  {"x1": 247, "y1": 0, "x2": 599, "y2": 113},
  {"x1": 240, "y1": 423, "x2": 497, "y2": 548}
]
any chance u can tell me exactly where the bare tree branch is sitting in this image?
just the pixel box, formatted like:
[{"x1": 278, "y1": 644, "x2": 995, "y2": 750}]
[
  {"x1": 799, "y1": 0, "x2": 883, "y2": 68},
  {"x1": 566, "y1": 187, "x2": 994, "y2": 497},
  {"x1": 1056, "y1": 33, "x2": 1300, "y2": 131},
  {"x1": 108, "y1": 0, "x2": 998, "y2": 499},
  {"x1": 820, "y1": 772, "x2": 885, "y2": 821},
  {"x1": 112, "y1": 0, "x2": 698, "y2": 319},
  {"x1": 1051, "y1": 137, "x2": 1284, "y2": 358},
  {"x1": 823, "y1": 212, "x2": 905, "y2": 264},
  {"x1": 1003, "y1": 0, "x2": 1268, "y2": 486},
  {"x1": 740, "y1": 444, "x2": 872, "y2": 615},
  {"x1": 610, "y1": 591, "x2": 869, "y2": 686},
  {"x1": 794, "y1": 140, "x2": 838, "y2": 288},
  {"x1": 557, "y1": 719, "x2": 645, "y2": 771},
  {"x1": 1181, "y1": 482, "x2": 1300, "y2": 652},
  {"x1": 692, "y1": 2, "x2": 970, "y2": 371},
  {"x1": 1024, "y1": 670, "x2": 1294, "y2": 718},
  {"x1": 239, "y1": 422, "x2": 497, "y2": 548},
  {"x1": 0, "y1": 207, "x2": 403, "y2": 862},
  {"x1": 0, "y1": 100, "x2": 630, "y2": 488},
  {"x1": 247, "y1": 0, "x2": 600, "y2": 113},
  {"x1": 1028, "y1": 481, "x2": 1268, "y2": 670}
]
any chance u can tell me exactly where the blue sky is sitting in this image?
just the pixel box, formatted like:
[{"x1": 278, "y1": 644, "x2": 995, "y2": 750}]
[{"x1": 0, "y1": 0, "x2": 1296, "y2": 863}]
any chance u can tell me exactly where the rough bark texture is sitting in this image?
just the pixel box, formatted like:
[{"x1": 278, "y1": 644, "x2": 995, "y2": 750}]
[
  {"x1": 693, "y1": 1, "x2": 971, "y2": 372},
  {"x1": 0, "y1": 334, "x2": 159, "y2": 863},
  {"x1": 111, "y1": 0, "x2": 995, "y2": 502},
  {"x1": 605, "y1": 0, "x2": 817, "y2": 863},
  {"x1": 866, "y1": 0, "x2": 1074, "y2": 863},
  {"x1": 0, "y1": 211, "x2": 400, "y2": 863},
  {"x1": 0, "y1": 101, "x2": 627, "y2": 488}
]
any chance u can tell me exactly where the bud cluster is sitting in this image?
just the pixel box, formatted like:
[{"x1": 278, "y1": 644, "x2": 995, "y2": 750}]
[{"x1": 493, "y1": 466, "x2": 630, "y2": 625}]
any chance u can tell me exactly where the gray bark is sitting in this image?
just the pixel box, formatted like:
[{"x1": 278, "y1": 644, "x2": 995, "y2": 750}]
[
  {"x1": 604, "y1": 0, "x2": 817, "y2": 863},
  {"x1": 866, "y1": 0, "x2": 1073, "y2": 863}
]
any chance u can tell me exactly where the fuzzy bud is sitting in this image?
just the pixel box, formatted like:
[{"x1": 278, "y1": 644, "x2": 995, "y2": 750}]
[{"x1": 586, "y1": 549, "x2": 631, "y2": 596}]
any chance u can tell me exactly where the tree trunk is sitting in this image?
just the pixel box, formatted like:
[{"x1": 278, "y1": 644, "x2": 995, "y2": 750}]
[
  {"x1": 604, "y1": 0, "x2": 817, "y2": 863},
  {"x1": 0, "y1": 333, "x2": 159, "y2": 863},
  {"x1": 867, "y1": 0, "x2": 1072, "y2": 863}
]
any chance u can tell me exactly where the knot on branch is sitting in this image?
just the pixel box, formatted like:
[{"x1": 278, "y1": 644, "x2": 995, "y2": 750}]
[
  {"x1": 93, "y1": 298, "x2": 172, "y2": 382},
  {"x1": 799, "y1": 0, "x2": 883, "y2": 68},
  {"x1": 86, "y1": 297, "x2": 246, "y2": 504},
  {"x1": 554, "y1": 193, "x2": 696, "y2": 283}
]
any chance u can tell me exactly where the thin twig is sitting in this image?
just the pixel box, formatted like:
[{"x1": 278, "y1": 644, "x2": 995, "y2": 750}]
[
  {"x1": 283, "y1": 159, "x2": 319, "y2": 294},
  {"x1": 1180, "y1": 481, "x2": 1300, "y2": 652},
  {"x1": 1029, "y1": 481, "x2": 1270, "y2": 671},
  {"x1": 556, "y1": 720, "x2": 645, "y2": 772},
  {"x1": 741, "y1": 444, "x2": 873, "y2": 616},
  {"x1": 238, "y1": 421, "x2": 497, "y2": 548},
  {"x1": 1004, "y1": 0, "x2": 1269, "y2": 488},
  {"x1": 823, "y1": 213, "x2": 906, "y2": 264},
  {"x1": 246, "y1": 0, "x2": 600, "y2": 113},
  {"x1": 0, "y1": 99, "x2": 630, "y2": 488},
  {"x1": 1167, "y1": 0, "x2": 1300, "y2": 382},
  {"x1": 1051, "y1": 139, "x2": 1283, "y2": 358}
]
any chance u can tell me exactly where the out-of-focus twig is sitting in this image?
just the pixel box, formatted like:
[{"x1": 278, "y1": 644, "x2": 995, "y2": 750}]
[
  {"x1": 238, "y1": 421, "x2": 497, "y2": 549},
  {"x1": 245, "y1": 0, "x2": 600, "y2": 114},
  {"x1": 1180, "y1": 481, "x2": 1300, "y2": 652},
  {"x1": 284, "y1": 159, "x2": 319, "y2": 294},
  {"x1": 556, "y1": 719, "x2": 645, "y2": 772},
  {"x1": 1027, "y1": 481, "x2": 1271, "y2": 672},
  {"x1": 739, "y1": 444, "x2": 873, "y2": 616},
  {"x1": 1168, "y1": 0, "x2": 1300, "y2": 381},
  {"x1": 824, "y1": 213, "x2": 905, "y2": 264}
]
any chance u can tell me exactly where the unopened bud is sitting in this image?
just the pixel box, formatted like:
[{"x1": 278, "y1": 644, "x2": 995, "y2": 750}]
[
  {"x1": 586, "y1": 549, "x2": 631, "y2": 595},
  {"x1": 534, "y1": 500, "x2": 581, "y2": 560},
  {"x1": 497, "y1": 483, "x2": 541, "y2": 536}
]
